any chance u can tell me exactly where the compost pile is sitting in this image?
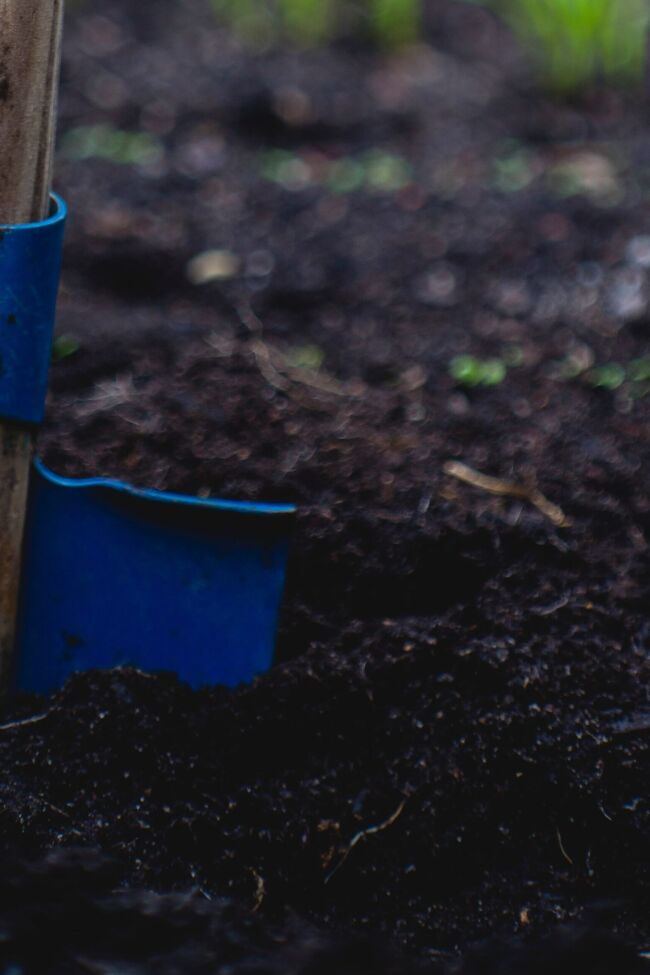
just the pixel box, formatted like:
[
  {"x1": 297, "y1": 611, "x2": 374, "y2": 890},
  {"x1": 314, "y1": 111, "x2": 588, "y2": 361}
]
[{"x1": 6, "y1": 0, "x2": 650, "y2": 969}]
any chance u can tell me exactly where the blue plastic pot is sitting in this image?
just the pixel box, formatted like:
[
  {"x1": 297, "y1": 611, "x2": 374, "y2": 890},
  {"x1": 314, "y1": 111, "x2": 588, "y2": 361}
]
[
  {"x1": 1, "y1": 197, "x2": 296, "y2": 694},
  {"x1": 0, "y1": 195, "x2": 67, "y2": 424},
  {"x1": 16, "y1": 462, "x2": 295, "y2": 693}
]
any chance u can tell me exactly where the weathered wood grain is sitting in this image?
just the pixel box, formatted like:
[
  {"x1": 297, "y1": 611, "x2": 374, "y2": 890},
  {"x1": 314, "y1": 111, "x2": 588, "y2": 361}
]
[{"x1": 0, "y1": 0, "x2": 64, "y2": 690}]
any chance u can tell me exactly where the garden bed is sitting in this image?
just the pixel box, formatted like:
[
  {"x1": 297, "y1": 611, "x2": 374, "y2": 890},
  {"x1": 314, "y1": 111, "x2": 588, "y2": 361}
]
[{"x1": 4, "y1": 0, "x2": 650, "y2": 969}]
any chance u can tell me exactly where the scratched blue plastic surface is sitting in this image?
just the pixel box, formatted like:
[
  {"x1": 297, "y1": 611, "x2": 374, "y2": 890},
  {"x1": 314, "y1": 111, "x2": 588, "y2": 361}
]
[
  {"x1": 0, "y1": 195, "x2": 66, "y2": 424},
  {"x1": 15, "y1": 461, "x2": 296, "y2": 693}
]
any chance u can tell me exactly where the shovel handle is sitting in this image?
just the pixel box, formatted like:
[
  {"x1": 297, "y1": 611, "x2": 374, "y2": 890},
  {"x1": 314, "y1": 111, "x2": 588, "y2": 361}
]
[
  {"x1": 0, "y1": 0, "x2": 64, "y2": 692},
  {"x1": 0, "y1": 430, "x2": 32, "y2": 691},
  {"x1": 0, "y1": 0, "x2": 64, "y2": 224}
]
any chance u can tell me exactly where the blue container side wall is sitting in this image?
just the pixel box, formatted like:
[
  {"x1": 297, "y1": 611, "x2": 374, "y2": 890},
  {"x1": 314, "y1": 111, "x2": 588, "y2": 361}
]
[
  {"x1": 0, "y1": 196, "x2": 66, "y2": 424},
  {"x1": 15, "y1": 464, "x2": 295, "y2": 694}
]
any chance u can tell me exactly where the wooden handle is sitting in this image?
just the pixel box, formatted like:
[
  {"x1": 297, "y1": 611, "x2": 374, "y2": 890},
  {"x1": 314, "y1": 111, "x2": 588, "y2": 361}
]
[
  {"x1": 0, "y1": 0, "x2": 64, "y2": 690},
  {"x1": 0, "y1": 0, "x2": 64, "y2": 224}
]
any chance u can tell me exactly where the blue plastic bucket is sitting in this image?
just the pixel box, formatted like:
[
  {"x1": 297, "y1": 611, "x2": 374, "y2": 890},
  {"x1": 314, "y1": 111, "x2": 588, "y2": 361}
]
[
  {"x1": 0, "y1": 194, "x2": 66, "y2": 425},
  {"x1": 16, "y1": 461, "x2": 295, "y2": 693},
  {"x1": 0, "y1": 196, "x2": 296, "y2": 693}
]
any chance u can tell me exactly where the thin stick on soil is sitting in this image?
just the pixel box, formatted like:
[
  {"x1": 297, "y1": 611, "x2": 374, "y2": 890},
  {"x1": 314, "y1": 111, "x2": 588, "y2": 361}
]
[
  {"x1": 236, "y1": 301, "x2": 361, "y2": 401},
  {"x1": 556, "y1": 827, "x2": 574, "y2": 866},
  {"x1": 443, "y1": 460, "x2": 571, "y2": 529},
  {"x1": 325, "y1": 798, "x2": 407, "y2": 883},
  {"x1": 250, "y1": 869, "x2": 266, "y2": 912},
  {"x1": 0, "y1": 711, "x2": 49, "y2": 732},
  {"x1": 0, "y1": 0, "x2": 65, "y2": 692}
]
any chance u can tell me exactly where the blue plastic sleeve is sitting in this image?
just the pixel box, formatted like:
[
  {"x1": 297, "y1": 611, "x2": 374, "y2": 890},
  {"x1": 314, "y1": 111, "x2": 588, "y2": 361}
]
[{"x1": 0, "y1": 195, "x2": 67, "y2": 424}]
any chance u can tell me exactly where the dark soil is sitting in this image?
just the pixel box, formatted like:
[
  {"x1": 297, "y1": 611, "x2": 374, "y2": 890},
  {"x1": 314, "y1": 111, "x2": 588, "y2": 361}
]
[
  {"x1": 6, "y1": 0, "x2": 650, "y2": 969},
  {"x1": 2, "y1": 849, "x2": 646, "y2": 975}
]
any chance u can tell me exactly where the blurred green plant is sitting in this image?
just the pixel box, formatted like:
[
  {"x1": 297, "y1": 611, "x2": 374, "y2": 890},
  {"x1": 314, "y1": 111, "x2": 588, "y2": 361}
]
[
  {"x1": 586, "y1": 361, "x2": 627, "y2": 390},
  {"x1": 492, "y1": 141, "x2": 536, "y2": 193},
  {"x1": 449, "y1": 354, "x2": 508, "y2": 387},
  {"x1": 363, "y1": 149, "x2": 413, "y2": 190},
  {"x1": 60, "y1": 125, "x2": 162, "y2": 166},
  {"x1": 555, "y1": 351, "x2": 650, "y2": 397},
  {"x1": 52, "y1": 335, "x2": 81, "y2": 363},
  {"x1": 211, "y1": 0, "x2": 330, "y2": 44},
  {"x1": 282, "y1": 0, "x2": 332, "y2": 42},
  {"x1": 480, "y1": 0, "x2": 650, "y2": 92},
  {"x1": 210, "y1": 0, "x2": 420, "y2": 46},
  {"x1": 260, "y1": 147, "x2": 412, "y2": 192},
  {"x1": 285, "y1": 344, "x2": 325, "y2": 370},
  {"x1": 370, "y1": 0, "x2": 420, "y2": 45}
]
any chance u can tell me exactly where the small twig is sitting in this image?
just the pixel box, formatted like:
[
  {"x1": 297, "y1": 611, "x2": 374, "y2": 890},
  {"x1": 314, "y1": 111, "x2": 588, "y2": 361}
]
[
  {"x1": 236, "y1": 301, "x2": 360, "y2": 400},
  {"x1": 610, "y1": 713, "x2": 650, "y2": 738},
  {"x1": 533, "y1": 595, "x2": 570, "y2": 617},
  {"x1": 39, "y1": 796, "x2": 83, "y2": 836},
  {"x1": 249, "y1": 337, "x2": 292, "y2": 394},
  {"x1": 556, "y1": 828, "x2": 574, "y2": 866},
  {"x1": 0, "y1": 711, "x2": 49, "y2": 732},
  {"x1": 42, "y1": 799, "x2": 71, "y2": 820},
  {"x1": 250, "y1": 869, "x2": 266, "y2": 912},
  {"x1": 325, "y1": 799, "x2": 407, "y2": 883},
  {"x1": 444, "y1": 461, "x2": 570, "y2": 528}
]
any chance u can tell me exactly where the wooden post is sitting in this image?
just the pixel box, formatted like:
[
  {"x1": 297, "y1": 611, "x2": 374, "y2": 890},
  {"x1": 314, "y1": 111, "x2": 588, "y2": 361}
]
[{"x1": 0, "y1": 0, "x2": 64, "y2": 689}]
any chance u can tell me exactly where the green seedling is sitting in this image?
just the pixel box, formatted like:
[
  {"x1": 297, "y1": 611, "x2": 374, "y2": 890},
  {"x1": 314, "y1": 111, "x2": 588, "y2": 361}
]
[
  {"x1": 209, "y1": 0, "x2": 277, "y2": 44},
  {"x1": 52, "y1": 334, "x2": 81, "y2": 362},
  {"x1": 370, "y1": 0, "x2": 420, "y2": 45},
  {"x1": 485, "y1": 0, "x2": 650, "y2": 92},
  {"x1": 586, "y1": 362, "x2": 626, "y2": 390},
  {"x1": 502, "y1": 345, "x2": 525, "y2": 368},
  {"x1": 259, "y1": 149, "x2": 313, "y2": 189},
  {"x1": 493, "y1": 142, "x2": 536, "y2": 193},
  {"x1": 261, "y1": 148, "x2": 412, "y2": 194},
  {"x1": 61, "y1": 125, "x2": 162, "y2": 166},
  {"x1": 627, "y1": 359, "x2": 650, "y2": 399},
  {"x1": 212, "y1": 0, "x2": 331, "y2": 44},
  {"x1": 555, "y1": 352, "x2": 650, "y2": 398},
  {"x1": 449, "y1": 354, "x2": 507, "y2": 387},
  {"x1": 280, "y1": 0, "x2": 332, "y2": 43},
  {"x1": 364, "y1": 150, "x2": 412, "y2": 192},
  {"x1": 285, "y1": 344, "x2": 325, "y2": 371},
  {"x1": 595, "y1": 357, "x2": 650, "y2": 397},
  {"x1": 628, "y1": 356, "x2": 650, "y2": 383},
  {"x1": 212, "y1": 0, "x2": 421, "y2": 46},
  {"x1": 326, "y1": 158, "x2": 366, "y2": 194}
]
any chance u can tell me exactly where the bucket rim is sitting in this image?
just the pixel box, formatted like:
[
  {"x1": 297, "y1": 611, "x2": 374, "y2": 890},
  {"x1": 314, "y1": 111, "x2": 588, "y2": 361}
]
[
  {"x1": 33, "y1": 457, "x2": 297, "y2": 517},
  {"x1": 0, "y1": 193, "x2": 67, "y2": 232}
]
